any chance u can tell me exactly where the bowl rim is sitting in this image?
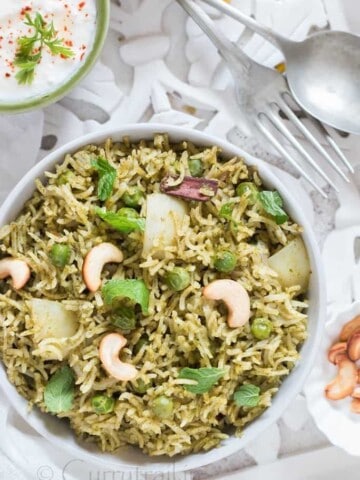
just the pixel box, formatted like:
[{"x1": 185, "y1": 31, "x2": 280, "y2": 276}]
[
  {"x1": 0, "y1": 0, "x2": 110, "y2": 114},
  {"x1": 0, "y1": 123, "x2": 327, "y2": 473}
]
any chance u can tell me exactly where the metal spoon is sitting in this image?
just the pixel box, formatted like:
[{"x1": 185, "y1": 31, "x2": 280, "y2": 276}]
[{"x1": 200, "y1": 0, "x2": 360, "y2": 135}]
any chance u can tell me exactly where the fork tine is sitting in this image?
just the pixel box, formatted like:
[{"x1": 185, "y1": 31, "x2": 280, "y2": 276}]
[
  {"x1": 279, "y1": 93, "x2": 353, "y2": 177},
  {"x1": 306, "y1": 117, "x2": 355, "y2": 174},
  {"x1": 264, "y1": 106, "x2": 341, "y2": 191},
  {"x1": 256, "y1": 114, "x2": 328, "y2": 198}
]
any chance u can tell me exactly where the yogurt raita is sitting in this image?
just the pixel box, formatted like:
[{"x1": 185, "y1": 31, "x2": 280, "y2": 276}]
[{"x1": 0, "y1": 0, "x2": 96, "y2": 102}]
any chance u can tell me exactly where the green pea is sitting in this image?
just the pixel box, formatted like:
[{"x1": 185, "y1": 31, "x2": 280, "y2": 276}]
[
  {"x1": 213, "y1": 250, "x2": 237, "y2": 273},
  {"x1": 236, "y1": 182, "x2": 259, "y2": 204},
  {"x1": 56, "y1": 170, "x2": 74, "y2": 186},
  {"x1": 49, "y1": 244, "x2": 71, "y2": 268},
  {"x1": 188, "y1": 158, "x2": 204, "y2": 177},
  {"x1": 133, "y1": 335, "x2": 149, "y2": 355},
  {"x1": 151, "y1": 395, "x2": 174, "y2": 419},
  {"x1": 117, "y1": 207, "x2": 140, "y2": 219},
  {"x1": 111, "y1": 306, "x2": 136, "y2": 331},
  {"x1": 91, "y1": 395, "x2": 115, "y2": 414},
  {"x1": 164, "y1": 267, "x2": 191, "y2": 292},
  {"x1": 122, "y1": 187, "x2": 145, "y2": 208},
  {"x1": 251, "y1": 318, "x2": 273, "y2": 340},
  {"x1": 219, "y1": 202, "x2": 234, "y2": 220},
  {"x1": 133, "y1": 378, "x2": 151, "y2": 395}
]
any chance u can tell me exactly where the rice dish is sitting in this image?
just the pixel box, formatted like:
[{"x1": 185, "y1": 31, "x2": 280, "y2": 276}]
[{"x1": 0, "y1": 134, "x2": 308, "y2": 456}]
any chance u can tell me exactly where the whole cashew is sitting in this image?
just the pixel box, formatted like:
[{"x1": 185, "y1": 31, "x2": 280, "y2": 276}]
[
  {"x1": 99, "y1": 333, "x2": 138, "y2": 381},
  {"x1": 347, "y1": 331, "x2": 360, "y2": 362},
  {"x1": 82, "y1": 243, "x2": 123, "y2": 292},
  {"x1": 325, "y1": 356, "x2": 357, "y2": 400},
  {"x1": 352, "y1": 386, "x2": 360, "y2": 399},
  {"x1": 203, "y1": 279, "x2": 251, "y2": 328},
  {"x1": 0, "y1": 257, "x2": 30, "y2": 290},
  {"x1": 327, "y1": 342, "x2": 347, "y2": 364},
  {"x1": 339, "y1": 315, "x2": 360, "y2": 341},
  {"x1": 351, "y1": 398, "x2": 360, "y2": 413}
]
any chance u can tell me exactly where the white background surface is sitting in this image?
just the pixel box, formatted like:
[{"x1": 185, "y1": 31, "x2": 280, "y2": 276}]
[{"x1": 1, "y1": 0, "x2": 360, "y2": 478}]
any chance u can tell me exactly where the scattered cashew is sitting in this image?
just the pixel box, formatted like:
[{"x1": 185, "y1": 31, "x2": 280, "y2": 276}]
[
  {"x1": 351, "y1": 398, "x2": 360, "y2": 414},
  {"x1": 328, "y1": 342, "x2": 347, "y2": 364},
  {"x1": 347, "y1": 331, "x2": 360, "y2": 361},
  {"x1": 0, "y1": 257, "x2": 30, "y2": 290},
  {"x1": 99, "y1": 333, "x2": 138, "y2": 381},
  {"x1": 352, "y1": 386, "x2": 360, "y2": 399},
  {"x1": 203, "y1": 279, "x2": 251, "y2": 328},
  {"x1": 325, "y1": 356, "x2": 357, "y2": 400},
  {"x1": 82, "y1": 243, "x2": 123, "y2": 292},
  {"x1": 339, "y1": 315, "x2": 360, "y2": 341}
]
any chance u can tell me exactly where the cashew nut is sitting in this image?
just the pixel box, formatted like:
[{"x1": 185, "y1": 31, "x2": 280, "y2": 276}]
[
  {"x1": 325, "y1": 356, "x2": 357, "y2": 400},
  {"x1": 0, "y1": 257, "x2": 30, "y2": 290},
  {"x1": 347, "y1": 331, "x2": 360, "y2": 361},
  {"x1": 340, "y1": 315, "x2": 360, "y2": 341},
  {"x1": 99, "y1": 333, "x2": 138, "y2": 381},
  {"x1": 328, "y1": 342, "x2": 347, "y2": 364},
  {"x1": 203, "y1": 279, "x2": 251, "y2": 328},
  {"x1": 351, "y1": 398, "x2": 360, "y2": 414},
  {"x1": 82, "y1": 243, "x2": 123, "y2": 292},
  {"x1": 352, "y1": 386, "x2": 360, "y2": 399}
]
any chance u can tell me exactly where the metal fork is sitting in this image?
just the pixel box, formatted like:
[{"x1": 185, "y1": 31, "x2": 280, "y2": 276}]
[{"x1": 177, "y1": 0, "x2": 353, "y2": 198}]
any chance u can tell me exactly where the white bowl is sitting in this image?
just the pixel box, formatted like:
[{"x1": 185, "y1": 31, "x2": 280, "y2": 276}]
[
  {"x1": 0, "y1": 124, "x2": 326, "y2": 473},
  {"x1": 304, "y1": 301, "x2": 360, "y2": 456}
]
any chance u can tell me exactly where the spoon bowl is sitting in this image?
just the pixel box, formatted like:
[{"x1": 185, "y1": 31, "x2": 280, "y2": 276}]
[{"x1": 284, "y1": 31, "x2": 360, "y2": 134}]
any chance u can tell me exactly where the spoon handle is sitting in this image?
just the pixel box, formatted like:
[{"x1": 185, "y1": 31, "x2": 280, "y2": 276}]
[
  {"x1": 200, "y1": 0, "x2": 290, "y2": 49},
  {"x1": 177, "y1": 0, "x2": 252, "y2": 73}
]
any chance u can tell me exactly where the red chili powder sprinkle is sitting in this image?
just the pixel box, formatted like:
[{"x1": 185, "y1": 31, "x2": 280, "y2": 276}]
[
  {"x1": 20, "y1": 6, "x2": 32, "y2": 15},
  {"x1": 5, "y1": 73, "x2": 10, "y2": 78},
  {"x1": 78, "y1": 2, "x2": 85, "y2": 10},
  {"x1": 65, "y1": 40, "x2": 73, "y2": 47},
  {"x1": 80, "y1": 52, "x2": 85, "y2": 61}
]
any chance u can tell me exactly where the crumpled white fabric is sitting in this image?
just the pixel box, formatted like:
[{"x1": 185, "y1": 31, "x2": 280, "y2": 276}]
[{"x1": 0, "y1": 112, "x2": 44, "y2": 203}]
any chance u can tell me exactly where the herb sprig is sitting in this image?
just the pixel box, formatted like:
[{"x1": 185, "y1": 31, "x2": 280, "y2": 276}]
[
  {"x1": 44, "y1": 366, "x2": 75, "y2": 413},
  {"x1": 233, "y1": 384, "x2": 261, "y2": 407},
  {"x1": 179, "y1": 367, "x2": 226, "y2": 394},
  {"x1": 14, "y1": 12, "x2": 74, "y2": 85},
  {"x1": 258, "y1": 191, "x2": 288, "y2": 225},
  {"x1": 92, "y1": 157, "x2": 117, "y2": 201}
]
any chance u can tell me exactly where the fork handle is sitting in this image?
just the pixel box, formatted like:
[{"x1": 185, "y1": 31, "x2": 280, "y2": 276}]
[
  {"x1": 200, "y1": 0, "x2": 290, "y2": 49},
  {"x1": 177, "y1": 0, "x2": 252, "y2": 73}
]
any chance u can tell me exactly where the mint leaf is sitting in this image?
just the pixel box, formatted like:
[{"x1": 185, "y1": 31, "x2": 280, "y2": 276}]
[
  {"x1": 102, "y1": 279, "x2": 149, "y2": 314},
  {"x1": 91, "y1": 158, "x2": 117, "y2": 201},
  {"x1": 95, "y1": 207, "x2": 145, "y2": 233},
  {"x1": 258, "y1": 191, "x2": 288, "y2": 225},
  {"x1": 234, "y1": 384, "x2": 260, "y2": 407},
  {"x1": 179, "y1": 367, "x2": 226, "y2": 394},
  {"x1": 44, "y1": 366, "x2": 75, "y2": 413},
  {"x1": 111, "y1": 306, "x2": 136, "y2": 331}
]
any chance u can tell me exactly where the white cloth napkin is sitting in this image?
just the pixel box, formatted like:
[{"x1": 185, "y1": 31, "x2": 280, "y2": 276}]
[{"x1": 0, "y1": 112, "x2": 44, "y2": 204}]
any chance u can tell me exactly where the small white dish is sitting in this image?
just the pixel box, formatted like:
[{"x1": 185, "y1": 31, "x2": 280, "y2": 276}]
[{"x1": 304, "y1": 301, "x2": 360, "y2": 456}]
